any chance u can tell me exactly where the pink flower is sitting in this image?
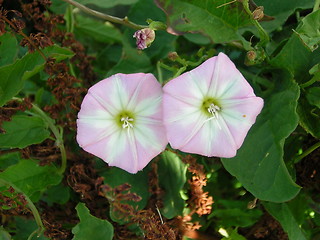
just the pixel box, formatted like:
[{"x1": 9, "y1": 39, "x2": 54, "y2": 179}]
[
  {"x1": 163, "y1": 53, "x2": 264, "y2": 158},
  {"x1": 133, "y1": 28, "x2": 155, "y2": 50},
  {"x1": 76, "y1": 73, "x2": 167, "y2": 173}
]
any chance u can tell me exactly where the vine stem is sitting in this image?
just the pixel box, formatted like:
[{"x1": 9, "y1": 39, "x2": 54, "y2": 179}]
[
  {"x1": 30, "y1": 104, "x2": 67, "y2": 175},
  {"x1": 0, "y1": 179, "x2": 45, "y2": 240},
  {"x1": 61, "y1": 0, "x2": 148, "y2": 30},
  {"x1": 314, "y1": 0, "x2": 320, "y2": 12},
  {"x1": 241, "y1": 0, "x2": 270, "y2": 46},
  {"x1": 12, "y1": 98, "x2": 67, "y2": 174},
  {"x1": 294, "y1": 141, "x2": 320, "y2": 163}
]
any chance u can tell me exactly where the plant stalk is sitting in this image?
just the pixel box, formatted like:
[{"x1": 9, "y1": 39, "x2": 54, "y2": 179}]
[
  {"x1": 0, "y1": 179, "x2": 45, "y2": 240},
  {"x1": 294, "y1": 141, "x2": 320, "y2": 163},
  {"x1": 61, "y1": 0, "x2": 148, "y2": 30},
  {"x1": 313, "y1": 0, "x2": 320, "y2": 12}
]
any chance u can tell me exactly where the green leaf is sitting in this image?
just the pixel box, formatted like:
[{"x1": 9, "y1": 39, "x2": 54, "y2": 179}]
[
  {"x1": 306, "y1": 87, "x2": 320, "y2": 108},
  {"x1": 222, "y1": 228, "x2": 247, "y2": 240},
  {"x1": 222, "y1": 70, "x2": 301, "y2": 202},
  {"x1": 254, "y1": 0, "x2": 313, "y2": 33},
  {"x1": 297, "y1": 95, "x2": 320, "y2": 138},
  {"x1": 106, "y1": 33, "x2": 152, "y2": 76},
  {"x1": 263, "y1": 202, "x2": 307, "y2": 240},
  {"x1": 0, "y1": 152, "x2": 20, "y2": 170},
  {"x1": 0, "y1": 226, "x2": 12, "y2": 240},
  {"x1": 0, "y1": 33, "x2": 18, "y2": 66},
  {"x1": 100, "y1": 166, "x2": 150, "y2": 210},
  {"x1": 41, "y1": 182, "x2": 70, "y2": 205},
  {"x1": 294, "y1": 10, "x2": 320, "y2": 52},
  {"x1": 128, "y1": 0, "x2": 177, "y2": 59},
  {"x1": 74, "y1": 14, "x2": 122, "y2": 43},
  {"x1": 13, "y1": 217, "x2": 49, "y2": 240},
  {"x1": 0, "y1": 45, "x2": 74, "y2": 107},
  {"x1": 209, "y1": 200, "x2": 262, "y2": 228},
  {"x1": 0, "y1": 115, "x2": 50, "y2": 149},
  {"x1": 0, "y1": 159, "x2": 62, "y2": 201},
  {"x1": 76, "y1": 0, "x2": 138, "y2": 8},
  {"x1": 270, "y1": 11, "x2": 320, "y2": 83},
  {"x1": 156, "y1": 0, "x2": 251, "y2": 47},
  {"x1": 158, "y1": 151, "x2": 187, "y2": 219},
  {"x1": 72, "y1": 203, "x2": 114, "y2": 240}
]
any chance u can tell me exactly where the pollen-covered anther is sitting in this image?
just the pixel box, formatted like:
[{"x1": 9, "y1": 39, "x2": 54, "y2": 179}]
[
  {"x1": 121, "y1": 116, "x2": 134, "y2": 129},
  {"x1": 207, "y1": 103, "x2": 221, "y2": 119}
]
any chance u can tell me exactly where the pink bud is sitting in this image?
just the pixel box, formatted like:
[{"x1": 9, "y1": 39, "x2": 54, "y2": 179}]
[{"x1": 133, "y1": 28, "x2": 155, "y2": 50}]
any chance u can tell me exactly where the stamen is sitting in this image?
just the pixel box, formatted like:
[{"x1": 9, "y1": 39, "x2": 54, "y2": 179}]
[
  {"x1": 121, "y1": 116, "x2": 134, "y2": 129},
  {"x1": 207, "y1": 103, "x2": 220, "y2": 119}
]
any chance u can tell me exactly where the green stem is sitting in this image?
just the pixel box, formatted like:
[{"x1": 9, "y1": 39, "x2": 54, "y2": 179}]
[
  {"x1": 173, "y1": 66, "x2": 187, "y2": 79},
  {"x1": 300, "y1": 75, "x2": 319, "y2": 88},
  {"x1": 294, "y1": 141, "x2": 320, "y2": 163},
  {"x1": 30, "y1": 104, "x2": 67, "y2": 175},
  {"x1": 0, "y1": 179, "x2": 45, "y2": 239},
  {"x1": 12, "y1": 97, "x2": 67, "y2": 174},
  {"x1": 313, "y1": 0, "x2": 320, "y2": 12},
  {"x1": 242, "y1": 0, "x2": 270, "y2": 46},
  {"x1": 157, "y1": 61, "x2": 163, "y2": 85},
  {"x1": 61, "y1": 0, "x2": 148, "y2": 30}
]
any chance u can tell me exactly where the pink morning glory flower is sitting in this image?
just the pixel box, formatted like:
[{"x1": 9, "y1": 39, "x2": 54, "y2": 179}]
[
  {"x1": 76, "y1": 73, "x2": 167, "y2": 173},
  {"x1": 163, "y1": 52, "x2": 264, "y2": 158}
]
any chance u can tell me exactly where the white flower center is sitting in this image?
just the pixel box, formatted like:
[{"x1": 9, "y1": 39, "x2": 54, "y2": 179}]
[
  {"x1": 207, "y1": 103, "x2": 220, "y2": 119},
  {"x1": 121, "y1": 116, "x2": 134, "y2": 129}
]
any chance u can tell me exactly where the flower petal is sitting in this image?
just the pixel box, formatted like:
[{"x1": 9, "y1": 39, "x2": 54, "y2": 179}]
[
  {"x1": 208, "y1": 52, "x2": 256, "y2": 99},
  {"x1": 163, "y1": 93, "x2": 205, "y2": 149},
  {"x1": 220, "y1": 96, "x2": 264, "y2": 148},
  {"x1": 179, "y1": 117, "x2": 238, "y2": 157},
  {"x1": 163, "y1": 57, "x2": 217, "y2": 105}
]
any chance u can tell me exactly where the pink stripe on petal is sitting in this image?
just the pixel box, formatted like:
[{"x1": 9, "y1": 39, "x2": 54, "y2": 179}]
[
  {"x1": 208, "y1": 52, "x2": 255, "y2": 99},
  {"x1": 77, "y1": 93, "x2": 114, "y2": 119},
  {"x1": 163, "y1": 70, "x2": 209, "y2": 103},
  {"x1": 180, "y1": 118, "x2": 237, "y2": 157},
  {"x1": 220, "y1": 97, "x2": 264, "y2": 148},
  {"x1": 76, "y1": 118, "x2": 118, "y2": 148}
]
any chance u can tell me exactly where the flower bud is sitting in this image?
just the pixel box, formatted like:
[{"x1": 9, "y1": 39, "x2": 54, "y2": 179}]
[
  {"x1": 133, "y1": 28, "x2": 155, "y2": 50},
  {"x1": 252, "y1": 6, "x2": 264, "y2": 21},
  {"x1": 168, "y1": 52, "x2": 179, "y2": 61}
]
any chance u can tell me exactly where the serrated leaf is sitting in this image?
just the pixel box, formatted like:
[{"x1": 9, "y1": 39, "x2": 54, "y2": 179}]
[
  {"x1": 0, "y1": 159, "x2": 62, "y2": 201},
  {"x1": 74, "y1": 14, "x2": 122, "y2": 43},
  {"x1": 0, "y1": 45, "x2": 73, "y2": 106},
  {"x1": 0, "y1": 33, "x2": 18, "y2": 66},
  {"x1": 155, "y1": 0, "x2": 251, "y2": 47},
  {"x1": 158, "y1": 150, "x2": 187, "y2": 219},
  {"x1": 72, "y1": 203, "x2": 114, "y2": 240},
  {"x1": 222, "y1": 70, "x2": 301, "y2": 202},
  {"x1": 0, "y1": 115, "x2": 50, "y2": 149},
  {"x1": 263, "y1": 202, "x2": 307, "y2": 240}
]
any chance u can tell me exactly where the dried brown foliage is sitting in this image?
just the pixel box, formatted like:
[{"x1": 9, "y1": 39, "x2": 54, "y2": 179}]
[{"x1": 183, "y1": 155, "x2": 214, "y2": 217}]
